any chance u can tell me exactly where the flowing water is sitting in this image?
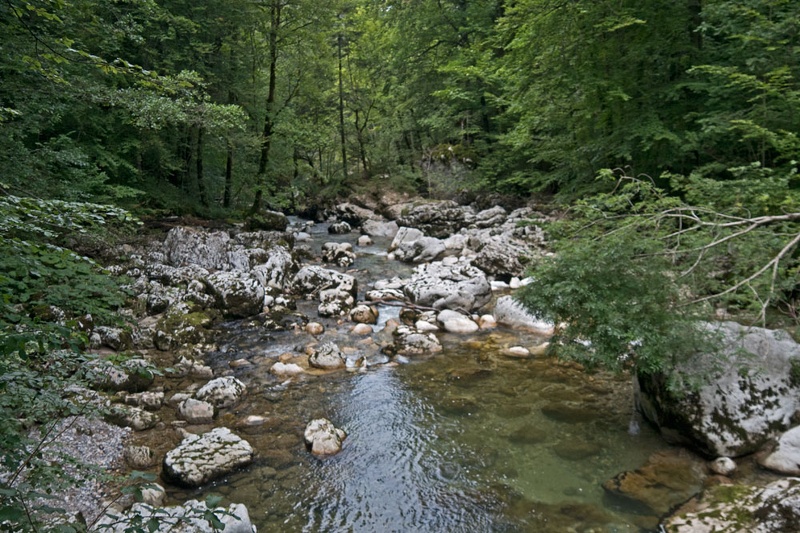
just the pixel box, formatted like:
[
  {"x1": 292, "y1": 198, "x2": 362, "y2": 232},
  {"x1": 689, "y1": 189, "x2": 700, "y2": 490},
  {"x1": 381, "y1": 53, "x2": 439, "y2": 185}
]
[{"x1": 161, "y1": 223, "x2": 675, "y2": 532}]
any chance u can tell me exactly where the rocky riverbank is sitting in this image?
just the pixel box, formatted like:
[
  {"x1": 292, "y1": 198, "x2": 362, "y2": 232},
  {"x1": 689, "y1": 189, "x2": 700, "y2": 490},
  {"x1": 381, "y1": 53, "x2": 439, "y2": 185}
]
[{"x1": 49, "y1": 195, "x2": 800, "y2": 530}]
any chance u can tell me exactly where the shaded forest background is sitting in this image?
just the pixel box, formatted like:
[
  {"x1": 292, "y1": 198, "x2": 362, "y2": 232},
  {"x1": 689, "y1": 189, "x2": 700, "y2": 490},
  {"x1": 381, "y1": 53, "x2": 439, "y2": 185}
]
[{"x1": 2, "y1": 0, "x2": 797, "y2": 213}]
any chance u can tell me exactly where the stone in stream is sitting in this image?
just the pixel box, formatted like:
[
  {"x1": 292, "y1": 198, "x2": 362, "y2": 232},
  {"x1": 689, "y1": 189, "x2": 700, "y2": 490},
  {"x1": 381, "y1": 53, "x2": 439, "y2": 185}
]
[
  {"x1": 661, "y1": 478, "x2": 800, "y2": 533},
  {"x1": 178, "y1": 398, "x2": 215, "y2": 425},
  {"x1": 602, "y1": 449, "x2": 707, "y2": 516},
  {"x1": 205, "y1": 271, "x2": 265, "y2": 318},
  {"x1": 123, "y1": 445, "x2": 157, "y2": 469},
  {"x1": 162, "y1": 427, "x2": 254, "y2": 488},
  {"x1": 357, "y1": 235, "x2": 373, "y2": 246},
  {"x1": 404, "y1": 261, "x2": 492, "y2": 312},
  {"x1": 637, "y1": 321, "x2": 800, "y2": 457},
  {"x1": 304, "y1": 418, "x2": 347, "y2": 456},
  {"x1": 328, "y1": 221, "x2": 352, "y2": 234},
  {"x1": 270, "y1": 362, "x2": 305, "y2": 376},
  {"x1": 321, "y1": 242, "x2": 356, "y2": 267},
  {"x1": 350, "y1": 304, "x2": 379, "y2": 324},
  {"x1": 195, "y1": 376, "x2": 246, "y2": 409},
  {"x1": 436, "y1": 309, "x2": 479, "y2": 334},
  {"x1": 99, "y1": 499, "x2": 256, "y2": 532},
  {"x1": 309, "y1": 342, "x2": 346, "y2": 370},
  {"x1": 386, "y1": 325, "x2": 443, "y2": 356},
  {"x1": 709, "y1": 457, "x2": 737, "y2": 476},
  {"x1": 759, "y1": 426, "x2": 800, "y2": 475}
]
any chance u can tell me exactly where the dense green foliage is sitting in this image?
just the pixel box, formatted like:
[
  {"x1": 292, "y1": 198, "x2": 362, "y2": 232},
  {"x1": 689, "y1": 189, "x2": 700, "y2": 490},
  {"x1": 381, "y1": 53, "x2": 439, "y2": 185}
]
[
  {"x1": 2, "y1": 0, "x2": 798, "y2": 206},
  {"x1": 517, "y1": 170, "x2": 799, "y2": 383},
  {"x1": 0, "y1": 193, "x2": 139, "y2": 530}
]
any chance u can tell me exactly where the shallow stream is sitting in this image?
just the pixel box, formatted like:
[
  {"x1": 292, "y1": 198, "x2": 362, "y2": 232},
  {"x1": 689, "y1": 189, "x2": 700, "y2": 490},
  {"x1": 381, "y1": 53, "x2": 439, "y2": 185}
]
[{"x1": 161, "y1": 223, "x2": 675, "y2": 532}]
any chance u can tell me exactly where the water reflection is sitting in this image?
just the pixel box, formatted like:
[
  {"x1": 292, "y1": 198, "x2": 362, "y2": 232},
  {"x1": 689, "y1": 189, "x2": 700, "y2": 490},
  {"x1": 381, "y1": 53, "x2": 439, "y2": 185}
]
[{"x1": 299, "y1": 368, "x2": 510, "y2": 532}]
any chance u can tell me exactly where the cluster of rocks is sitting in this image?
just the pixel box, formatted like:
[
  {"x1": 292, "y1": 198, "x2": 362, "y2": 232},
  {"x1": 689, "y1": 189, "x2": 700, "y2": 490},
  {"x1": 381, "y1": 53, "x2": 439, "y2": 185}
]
[{"x1": 66, "y1": 196, "x2": 800, "y2": 530}]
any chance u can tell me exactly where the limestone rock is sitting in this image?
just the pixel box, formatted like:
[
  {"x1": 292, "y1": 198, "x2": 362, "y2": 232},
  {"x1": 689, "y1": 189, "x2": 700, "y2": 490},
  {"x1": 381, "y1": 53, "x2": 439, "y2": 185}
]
[
  {"x1": 471, "y1": 235, "x2": 530, "y2": 278},
  {"x1": 436, "y1": 309, "x2": 479, "y2": 334},
  {"x1": 108, "y1": 406, "x2": 159, "y2": 431},
  {"x1": 162, "y1": 428, "x2": 254, "y2": 488},
  {"x1": 709, "y1": 457, "x2": 737, "y2": 476},
  {"x1": 153, "y1": 308, "x2": 213, "y2": 351},
  {"x1": 88, "y1": 358, "x2": 156, "y2": 393},
  {"x1": 304, "y1": 418, "x2": 347, "y2": 456},
  {"x1": 123, "y1": 391, "x2": 164, "y2": 411},
  {"x1": 404, "y1": 261, "x2": 491, "y2": 312},
  {"x1": 250, "y1": 245, "x2": 296, "y2": 295},
  {"x1": 291, "y1": 266, "x2": 358, "y2": 299},
  {"x1": 102, "y1": 499, "x2": 256, "y2": 532},
  {"x1": 270, "y1": 362, "x2": 305, "y2": 376},
  {"x1": 350, "y1": 304, "x2": 379, "y2": 324},
  {"x1": 321, "y1": 242, "x2": 356, "y2": 267},
  {"x1": 328, "y1": 221, "x2": 351, "y2": 234},
  {"x1": 309, "y1": 342, "x2": 346, "y2": 370},
  {"x1": 357, "y1": 235, "x2": 373, "y2": 246},
  {"x1": 603, "y1": 449, "x2": 707, "y2": 516},
  {"x1": 178, "y1": 398, "x2": 215, "y2": 425},
  {"x1": 661, "y1": 478, "x2": 800, "y2": 533},
  {"x1": 195, "y1": 377, "x2": 246, "y2": 409},
  {"x1": 163, "y1": 227, "x2": 231, "y2": 270},
  {"x1": 760, "y1": 426, "x2": 800, "y2": 475},
  {"x1": 389, "y1": 325, "x2": 443, "y2": 356},
  {"x1": 124, "y1": 445, "x2": 157, "y2": 469},
  {"x1": 637, "y1": 322, "x2": 800, "y2": 457},
  {"x1": 362, "y1": 219, "x2": 398, "y2": 238},
  {"x1": 205, "y1": 271, "x2": 265, "y2": 318},
  {"x1": 493, "y1": 295, "x2": 555, "y2": 335}
]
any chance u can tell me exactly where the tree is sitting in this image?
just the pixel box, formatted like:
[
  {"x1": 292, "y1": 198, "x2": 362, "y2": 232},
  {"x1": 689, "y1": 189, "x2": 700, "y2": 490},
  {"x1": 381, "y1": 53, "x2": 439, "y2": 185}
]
[{"x1": 516, "y1": 170, "x2": 799, "y2": 386}]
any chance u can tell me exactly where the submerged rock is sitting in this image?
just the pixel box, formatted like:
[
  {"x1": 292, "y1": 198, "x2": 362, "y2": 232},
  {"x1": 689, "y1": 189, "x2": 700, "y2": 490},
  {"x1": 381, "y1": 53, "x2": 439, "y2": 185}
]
[
  {"x1": 603, "y1": 449, "x2": 707, "y2": 516},
  {"x1": 162, "y1": 428, "x2": 254, "y2": 488},
  {"x1": 662, "y1": 478, "x2": 800, "y2": 533}
]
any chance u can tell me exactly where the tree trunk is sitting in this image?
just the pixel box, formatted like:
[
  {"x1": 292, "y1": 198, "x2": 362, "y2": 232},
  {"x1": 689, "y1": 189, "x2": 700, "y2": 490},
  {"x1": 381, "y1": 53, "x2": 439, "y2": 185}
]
[
  {"x1": 258, "y1": 1, "x2": 282, "y2": 177},
  {"x1": 223, "y1": 141, "x2": 234, "y2": 208},
  {"x1": 338, "y1": 32, "x2": 348, "y2": 183},
  {"x1": 196, "y1": 126, "x2": 208, "y2": 207}
]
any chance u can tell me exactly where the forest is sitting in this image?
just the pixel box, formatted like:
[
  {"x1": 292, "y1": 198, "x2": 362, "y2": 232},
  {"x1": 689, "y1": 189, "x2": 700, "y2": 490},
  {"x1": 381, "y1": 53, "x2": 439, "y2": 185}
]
[{"x1": 1, "y1": 0, "x2": 799, "y2": 529}]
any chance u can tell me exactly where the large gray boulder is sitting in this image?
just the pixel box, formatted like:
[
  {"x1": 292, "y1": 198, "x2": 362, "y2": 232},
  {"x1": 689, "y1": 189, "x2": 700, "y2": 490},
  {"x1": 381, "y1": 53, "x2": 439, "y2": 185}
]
[
  {"x1": 162, "y1": 428, "x2": 254, "y2": 488},
  {"x1": 637, "y1": 322, "x2": 800, "y2": 457},
  {"x1": 205, "y1": 271, "x2": 265, "y2": 318},
  {"x1": 396, "y1": 201, "x2": 475, "y2": 238},
  {"x1": 388, "y1": 325, "x2": 443, "y2": 356},
  {"x1": 394, "y1": 236, "x2": 447, "y2": 263},
  {"x1": 760, "y1": 426, "x2": 800, "y2": 475},
  {"x1": 291, "y1": 266, "x2": 357, "y2": 298},
  {"x1": 251, "y1": 245, "x2": 296, "y2": 295},
  {"x1": 292, "y1": 266, "x2": 358, "y2": 317},
  {"x1": 471, "y1": 235, "x2": 530, "y2": 278},
  {"x1": 404, "y1": 261, "x2": 491, "y2": 312},
  {"x1": 163, "y1": 227, "x2": 231, "y2": 270},
  {"x1": 362, "y1": 219, "x2": 399, "y2": 238}
]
